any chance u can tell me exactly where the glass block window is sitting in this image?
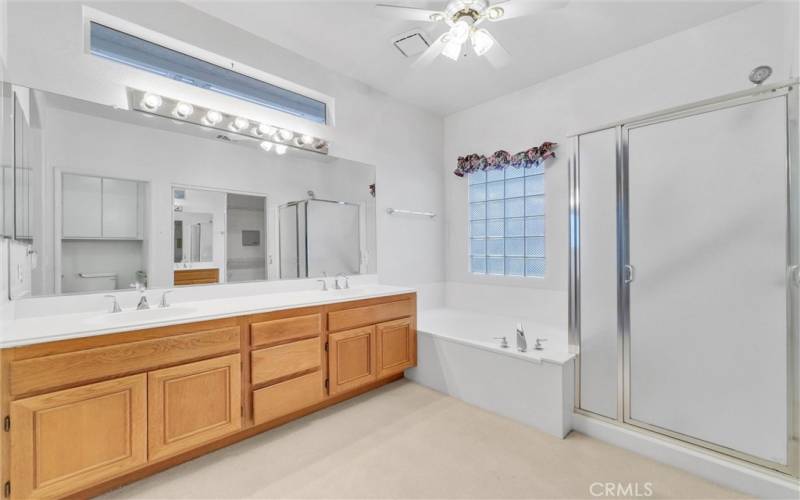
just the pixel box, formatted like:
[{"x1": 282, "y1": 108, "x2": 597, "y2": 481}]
[
  {"x1": 90, "y1": 22, "x2": 327, "y2": 124},
  {"x1": 468, "y1": 164, "x2": 545, "y2": 277}
]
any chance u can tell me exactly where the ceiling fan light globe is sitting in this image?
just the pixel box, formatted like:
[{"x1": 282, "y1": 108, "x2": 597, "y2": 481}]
[
  {"x1": 449, "y1": 19, "x2": 471, "y2": 44},
  {"x1": 441, "y1": 40, "x2": 463, "y2": 61},
  {"x1": 471, "y1": 28, "x2": 494, "y2": 56},
  {"x1": 487, "y1": 6, "x2": 504, "y2": 20}
]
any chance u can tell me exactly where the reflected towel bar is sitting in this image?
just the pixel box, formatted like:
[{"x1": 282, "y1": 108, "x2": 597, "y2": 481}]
[{"x1": 386, "y1": 208, "x2": 436, "y2": 219}]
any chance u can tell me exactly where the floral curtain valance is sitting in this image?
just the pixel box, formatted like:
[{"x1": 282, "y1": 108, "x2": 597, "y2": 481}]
[{"x1": 454, "y1": 141, "x2": 558, "y2": 177}]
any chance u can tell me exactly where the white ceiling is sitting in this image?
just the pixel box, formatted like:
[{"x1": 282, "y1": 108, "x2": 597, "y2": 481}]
[{"x1": 187, "y1": 1, "x2": 756, "y2": 116}]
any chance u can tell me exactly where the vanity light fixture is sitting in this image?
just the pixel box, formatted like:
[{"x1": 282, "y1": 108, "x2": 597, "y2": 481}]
[
  {"x1": 173, "y1": 102, "x2": 194, "y2": 119},
  {"x1": 129, "y1": 88, "x2": 330, "y2": 156},
  {"x1": 141, "y1": 93, "x2": 163, "y2": 111},
  {"x1": 255, "y1": 123, "x2": 277, "y2": 137},
  {"x1": 230, "y1": 117, "x2": 250, "y2": 132},
  {"x1": 203, "y1": 110, "x2": 223, "y2": 126}
]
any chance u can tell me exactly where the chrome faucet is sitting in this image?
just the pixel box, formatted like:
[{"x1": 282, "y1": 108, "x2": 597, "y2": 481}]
[
  {"x1": 493, "y1": 336, "x2": 509, "y2": 348},
  {"x1": 159, "y1": 290, "x2": 173, "y2": 308},
  {"x1": 334, "y1": 273, "x2": 350, "y2": 290},
  {"x1": 534, "y1": 337, "x2": 548, "y2": 351},
  {"x1": 516, "y1": 323, "x2": 527, "y2": 352},
  {"x1": 316, "y1": 279, "x2": 328, "y2": 291},
  {"x1": 104, "y1": 295, "x2": 122, "y2": 313},
  {"x1": 131, "y1": 283, "x2": 150, "y2": 310}
]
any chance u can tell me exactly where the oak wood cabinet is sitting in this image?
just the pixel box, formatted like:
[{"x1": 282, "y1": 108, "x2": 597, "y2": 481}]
[
  {"x1": 327, "y1": 325, "x2": 377, "y2": 396},
  {"x1": 9, "y1": 374, "x2": 147, "y2": 499},
  {"x1": 376, "y1": 317, "x2": 416, "y2": 379},
  {"x1": 0, "y1": 292, "x2": 416, "y2": 499},
  {"x1": 148, "y1": 354, "x2": 242, "y2": 461}
]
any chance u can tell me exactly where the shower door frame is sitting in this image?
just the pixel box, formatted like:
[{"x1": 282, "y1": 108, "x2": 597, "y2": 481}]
[{"x1": 568, "y1": 80, "x2": 799, "y2": 477}]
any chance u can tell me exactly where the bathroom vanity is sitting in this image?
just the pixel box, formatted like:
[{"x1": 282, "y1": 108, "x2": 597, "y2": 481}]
[{"x1": 0, "y1": 288, "x2": 416, "y2": 499}]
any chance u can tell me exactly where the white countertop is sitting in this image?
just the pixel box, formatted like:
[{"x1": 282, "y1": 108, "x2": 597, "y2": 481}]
[{"x1": 0, "y1": 285, "x2": 414, "y2": 349}]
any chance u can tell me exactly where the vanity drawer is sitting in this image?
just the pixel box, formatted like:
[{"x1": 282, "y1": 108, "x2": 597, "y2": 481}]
[
  {"x1": 251, "y1": 338, "x2": 321, "y2": 386},
  {"x1": 252, "y1": 371, "x2": 324, "y2": 425},
  {"x1": 328, "y1": 299, "x2": 413, "y2": 332},
  {"x1": 250, "y1": 313, "x2": 321, "y2": 347},
  {"x1": 10, "y1": 327, "x2": 241, "y2": 397},
  {"x1": 174, "y1": 268, "x2": 219, "y2": 286}
]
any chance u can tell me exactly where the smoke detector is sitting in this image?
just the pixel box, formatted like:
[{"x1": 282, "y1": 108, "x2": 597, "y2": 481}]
[{"x1": 392, "y1": 30, "x2": 430, "y2": 58}]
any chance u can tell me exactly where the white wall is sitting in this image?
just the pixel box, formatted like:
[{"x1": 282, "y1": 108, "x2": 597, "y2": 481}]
[
  {"x1": 5, "y1": 0, "x2": 445, "y2": 306},
  {"x1": 443, "y1": 1, "x2": 798, "y2": 320},
  {"x1": 61, "y1": 240, "x2": 143, "y2": 293},
  {"x1": 39, "y1": 105, "x2": 377, "y2": 293}
]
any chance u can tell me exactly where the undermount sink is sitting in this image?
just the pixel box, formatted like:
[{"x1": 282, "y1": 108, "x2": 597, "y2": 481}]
[{"x1": 86, "y1": 306, "x2": 198, "y2": 326}]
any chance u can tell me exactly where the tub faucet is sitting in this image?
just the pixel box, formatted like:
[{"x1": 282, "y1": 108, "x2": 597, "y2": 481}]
[{"x1": 516, "y1": 323, "x2": 527, "y2": 352}]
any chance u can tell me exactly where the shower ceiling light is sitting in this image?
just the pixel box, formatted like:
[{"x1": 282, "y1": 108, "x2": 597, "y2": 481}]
[{"x1": 128, "y1": 88, "x2": 329, "y2": 156}]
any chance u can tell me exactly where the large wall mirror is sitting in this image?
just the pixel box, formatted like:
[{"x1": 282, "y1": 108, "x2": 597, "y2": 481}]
[{"x1": 2, "y1": 82, "x2": 377, "y2": 298}]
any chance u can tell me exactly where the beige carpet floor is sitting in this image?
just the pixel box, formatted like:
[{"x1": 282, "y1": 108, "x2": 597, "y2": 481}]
[{"x1": 102, "y1": 380, "x2": 747, "y2": 499}]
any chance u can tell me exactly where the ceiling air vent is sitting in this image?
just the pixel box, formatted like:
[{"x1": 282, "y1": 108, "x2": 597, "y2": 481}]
[{"x1": 392, "y1": 30, "x2": 430, "y2": 58}]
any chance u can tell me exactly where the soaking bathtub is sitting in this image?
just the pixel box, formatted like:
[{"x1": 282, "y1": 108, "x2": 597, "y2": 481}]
[{"x1": 406, "y1": 308, "x2": 575, "y2": 438}]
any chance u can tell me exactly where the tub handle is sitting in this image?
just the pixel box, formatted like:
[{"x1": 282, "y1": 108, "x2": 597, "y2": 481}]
[{"x1": 493, "y1": 336, "x2": 509, "y2": 348}]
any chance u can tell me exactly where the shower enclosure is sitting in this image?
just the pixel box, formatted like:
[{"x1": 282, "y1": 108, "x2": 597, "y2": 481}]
[
  {"x1": 278, "y1": 198, "x2": 362, "y2": 279},
  {"x1": 569, "y1": 81, "x2": 798, "y2": 476}
]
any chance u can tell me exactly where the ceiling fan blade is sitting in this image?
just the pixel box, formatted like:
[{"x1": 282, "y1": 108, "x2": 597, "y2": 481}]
[
  {"x1": 489, "y1": 0, "x2": 568, "y2": 21},
  {"x1": 484, "y1": 32, "x2": 511, "y2": 68},
  {"x1": 375, "y1": 4, "x2": 443, "y2": 22},
  {"x1": 411, "y1": 33, "x2": 447, "y2": 69}
]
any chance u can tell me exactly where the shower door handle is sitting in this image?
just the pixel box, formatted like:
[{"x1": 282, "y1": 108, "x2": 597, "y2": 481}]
[
  {"x1": 624, "y1": 264, "x2": 636, "y2": 284},
  {"x1": 790, "y1": 265, "x2": 800, "y2": 287}
]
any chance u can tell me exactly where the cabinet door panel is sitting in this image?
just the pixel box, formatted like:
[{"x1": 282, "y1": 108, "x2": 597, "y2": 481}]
[
  {"x1": 102, "y1": 178, "x2": 140, "y2": 238},
  {"x1": 376, "y1": 317, "x2": 415, "y2": 378},
  {"x1": 148, "y1": 354, "x2": 241, "y2": 461},
  {"x1": 10, "y1": 374, "x2": 147, "y2": 499},
  {"x1": 62, "y1": 174, "x2": 101, "y2": 238},
  {"x1": 328, "y1": 326, "x2": 376, "y2": 395}
]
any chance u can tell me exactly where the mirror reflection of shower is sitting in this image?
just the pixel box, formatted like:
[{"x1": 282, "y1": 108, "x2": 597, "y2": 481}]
[{"x1": 279, "y1": 196, "x2": 370, "y2": 279}]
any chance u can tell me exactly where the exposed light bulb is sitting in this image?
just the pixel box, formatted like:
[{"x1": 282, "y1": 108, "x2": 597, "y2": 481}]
[
  {"x1": 314, "y1": 139, "x2": 327, "y2": 150},
  {"x1": 255, "y1": 124, "x2": 277, "y2": 137},
  {"x1": 486, "y1": 6, "x2": 504, "y2": 20},
  {"x1": 299, "y1": 134, "x2": 314, "y2": 146},
  {"x1": 259, "y1": 141, "x2": 273, "y2": 152},
  {"x1": 173, "y1": 102, "x2": 194, "y2": 119},
  {"x1": 278, "y1": 129, "x2": 294, "y2": 141},
  {"x1": 275, "y1": 144, "x2": 288, "y2": 155},
  {"x1": 471, "y1": 29, "x2": 494, "y2": 56},
  {"x1": 441, "y1": 39, "x2": 462, "y2": 61},
  {"x1": 230, "y1": 117, "x2": 250, "y2": 132},
  {"x1": 449, "y1": 20, "x2": 471, "y2": 45},
  {"x1": 203, "y1": 110, "x2": 223, "y2": 126},
  {"x1": 429, "y1": 12, "x2": 445, "y2": 22},
  {"x1": 141, "y1": 93, "x2": 162, "y2": 111}
]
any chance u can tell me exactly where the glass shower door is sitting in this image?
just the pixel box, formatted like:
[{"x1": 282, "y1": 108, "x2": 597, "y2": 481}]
[{"x1": 624, "y1": 95, "x2": 790, "y2": 466}]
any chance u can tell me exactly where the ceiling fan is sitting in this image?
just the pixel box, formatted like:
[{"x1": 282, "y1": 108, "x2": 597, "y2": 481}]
[{"x1": 376, "y1": 0, "x2": 567, "y2": 68}]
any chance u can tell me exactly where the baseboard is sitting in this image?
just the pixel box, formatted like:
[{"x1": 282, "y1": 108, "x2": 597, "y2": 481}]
[{"x1": 572, "y1": 413, "x2": 799, "y2": 499}]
